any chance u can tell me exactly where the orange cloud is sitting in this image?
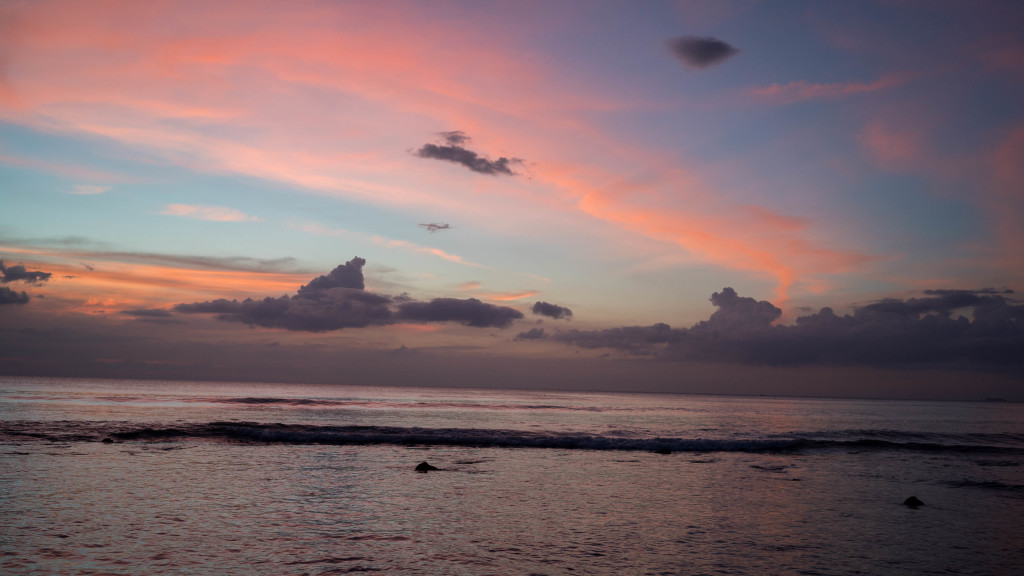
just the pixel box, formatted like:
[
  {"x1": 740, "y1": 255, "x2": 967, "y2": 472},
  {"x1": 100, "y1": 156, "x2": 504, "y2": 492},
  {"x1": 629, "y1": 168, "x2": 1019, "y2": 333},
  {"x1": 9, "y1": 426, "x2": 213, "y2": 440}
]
[
  {"x1": 3, "y1": 256, "x2": 309, "y2": 315},
  {"x1": 577, "y1": 187, "x2": 871, "y2": 304},
  {"x1": 480, "y1": 290, "x2": 539, "y2": 302}
]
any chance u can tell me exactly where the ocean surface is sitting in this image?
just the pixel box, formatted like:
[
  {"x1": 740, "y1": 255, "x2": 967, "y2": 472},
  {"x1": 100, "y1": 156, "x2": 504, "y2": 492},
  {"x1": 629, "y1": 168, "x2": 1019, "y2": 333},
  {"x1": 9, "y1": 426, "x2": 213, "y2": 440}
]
[{"x1": 1, "y1": 376, "x2": 1022, "y2": 575}]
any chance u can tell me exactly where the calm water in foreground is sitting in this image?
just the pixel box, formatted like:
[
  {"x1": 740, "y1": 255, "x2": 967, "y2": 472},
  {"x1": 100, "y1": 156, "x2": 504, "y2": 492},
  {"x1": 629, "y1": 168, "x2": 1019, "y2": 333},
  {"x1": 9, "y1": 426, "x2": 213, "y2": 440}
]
[{"x1": 1, "y1": 376, "x2": 1022, "y2": 575}]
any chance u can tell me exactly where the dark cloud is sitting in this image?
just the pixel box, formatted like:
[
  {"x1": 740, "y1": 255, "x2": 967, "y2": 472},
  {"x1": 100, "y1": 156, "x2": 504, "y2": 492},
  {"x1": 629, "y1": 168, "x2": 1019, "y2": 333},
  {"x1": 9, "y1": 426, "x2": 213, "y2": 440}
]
[
  {"x1": 119, "y1": 308, "x2": 181, "y2": 324},
  {"x1": 532, "y1": 301, "x2": 573, "y2": 320},
  {"x1": 669, "y1": 36, "x2": 739, "y2": 69},
  {"x1": 420, "y1": 223, "x2": 452, "y2": 233},
  {"x1": 555, "y1": 323, "x2": 683, "y2": 355},
  {"x1": 176, "y1": 257, "x2": 392, "y2": 331},
  {"x1": 693, "y1": 287, "x2": 781, "y2": 333},
  {"x1": 414, "y1": 132, "x2": 524, "y2": 176},
  {"x1": 121, "y1": 309, "x2": 174, "y2": 318},
  {"x1": 175, "y1": 257, "x2": 523, "y2": 332},
  {"x1": 397, "y1": 298, "x2": 523, "y2": 328},
  {"x1": 0, "y1": 260, "x2": 53, "y2": 284},
  {"x1": 552, "y1": 287, "x2": 1024, "y2": 370},
  {"x1": 439, "y1": 131, "x2": 469, "y2": 145},
  {"x1": 298, "y1": 257, "x2": 366, "y2": 294},
  {"x1": 176, "y1": 291, "x2": 393, "y2": 332},
  {"x1": 515, "y1": 327, "x2": 548, "y2": 341},
  {"x1": 0, "y1": 286, "x2": 30, "y2": 305}
]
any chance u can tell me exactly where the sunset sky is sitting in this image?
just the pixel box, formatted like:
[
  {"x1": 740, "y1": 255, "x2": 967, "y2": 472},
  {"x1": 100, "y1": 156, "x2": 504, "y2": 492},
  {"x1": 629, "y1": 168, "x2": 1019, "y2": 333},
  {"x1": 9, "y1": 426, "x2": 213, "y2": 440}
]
[{"x1": 2, "y1": 0, "x2": 1022, "y2": 399}]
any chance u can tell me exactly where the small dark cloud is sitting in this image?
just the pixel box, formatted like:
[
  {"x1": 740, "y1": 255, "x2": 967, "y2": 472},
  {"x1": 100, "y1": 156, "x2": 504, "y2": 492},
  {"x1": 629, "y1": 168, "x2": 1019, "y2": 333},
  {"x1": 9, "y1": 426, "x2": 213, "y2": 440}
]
[
  {"x1": 0, "y1": 260, "x2": 53, "y2": 284},
  {"x1": 515, "y1": 327, "x2": 547, "y2": 341},
  {"x1": 532, "y1": 301, "x2": 573, "y2": 320},
  {"x1": 397, "y1": 298, "x2": 523, "y2": 328},
  {"x1": 414, "y1": 132, "x2": 524, "y2": 176},
  {"x1": 420, "y1": 223, "x2": 452, "y2": 233},
  {"x1": 669, "y1": 36, "x2": 739, "y2": 69},
  {"x1": 439, "y1": 131, "x2": 469, "y2": 145},
  {"x1": 0, "y1": 286, "x2": 30, "y2": 305},
  {"x1": 175, "y1": 257, "x2": 524, "y2": 332}
]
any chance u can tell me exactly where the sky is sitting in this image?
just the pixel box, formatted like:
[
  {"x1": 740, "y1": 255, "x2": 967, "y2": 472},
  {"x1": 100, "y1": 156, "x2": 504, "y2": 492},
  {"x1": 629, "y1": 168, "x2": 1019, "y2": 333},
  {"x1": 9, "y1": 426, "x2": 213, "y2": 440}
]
[{"x1": 1, "y1": 0, "x2": 1023, "y2": 399}]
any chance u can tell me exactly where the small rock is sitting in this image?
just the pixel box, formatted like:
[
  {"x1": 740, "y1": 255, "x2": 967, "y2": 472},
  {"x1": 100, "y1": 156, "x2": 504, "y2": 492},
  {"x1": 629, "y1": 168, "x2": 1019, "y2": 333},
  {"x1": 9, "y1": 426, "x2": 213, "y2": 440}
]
[
  {"x1": 101, "y1": 438, "x2": 114, "y2": 444},
  {"x1": 903, "y1": 496, "x2": 924, "y2": 508},
  {"x1": 654, "y1": 447, "x2": 672, "y2": 455},
  {"x1": 415, "y1": 461, "x2": 439, "y2": 473}
]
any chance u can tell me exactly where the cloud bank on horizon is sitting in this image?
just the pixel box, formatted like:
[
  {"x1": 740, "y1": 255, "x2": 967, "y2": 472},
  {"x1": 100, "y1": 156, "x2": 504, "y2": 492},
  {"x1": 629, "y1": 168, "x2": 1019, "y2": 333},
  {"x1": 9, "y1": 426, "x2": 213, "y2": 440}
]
[
  {"x1": 171, "y1": 257, "x2": 1024, "y2": 372},
  {"x1": 175, "y1": 257, "x2": 526, "y2": 330},
  {"x1": 550, "y1": 287, "x2": 1024, "y2": 369}
]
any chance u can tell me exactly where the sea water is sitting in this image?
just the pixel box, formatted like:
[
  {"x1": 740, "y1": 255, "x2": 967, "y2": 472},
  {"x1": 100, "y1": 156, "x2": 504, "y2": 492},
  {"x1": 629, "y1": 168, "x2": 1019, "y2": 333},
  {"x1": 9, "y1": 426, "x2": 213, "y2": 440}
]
[{"x1": 1, "y1": 376, "x2": 1022, "y2": 575}]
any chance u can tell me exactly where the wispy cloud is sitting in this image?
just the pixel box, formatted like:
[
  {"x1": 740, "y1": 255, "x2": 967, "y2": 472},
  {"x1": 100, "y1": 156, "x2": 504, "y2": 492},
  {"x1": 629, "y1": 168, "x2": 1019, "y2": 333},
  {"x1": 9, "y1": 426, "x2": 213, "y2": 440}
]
[
  {"x1": 292, "y1": 220, "x2": 487, "y2": 268},
  {"x1": 749, "y1": 71, "x2": 912, "y2": 104},
  {"x1": 161, "y1": 204, "x2": 262, "y2": 222},
  {"x1": 70, "y1": 184, "x2": 111, "y2": 195}
]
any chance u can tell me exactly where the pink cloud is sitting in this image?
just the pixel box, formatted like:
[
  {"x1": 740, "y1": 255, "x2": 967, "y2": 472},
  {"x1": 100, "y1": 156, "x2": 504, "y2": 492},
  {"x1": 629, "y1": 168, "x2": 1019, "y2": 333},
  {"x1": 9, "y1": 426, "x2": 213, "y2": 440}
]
[
  {"x1": 749, "y1": 71, "x2": 911, "y2": 105},
  {"x1": 161, "y1": 204, "x2": 261, "y2": 222},
  {"x1": 860, "y1": 121, "x2": 923, "y2": 172},
  {"x1": 575, "y1": 182, "x2": 872, "y2": 305},
  {"x1": 70, "y1": 184, "x2": 110, "y2": 195}
]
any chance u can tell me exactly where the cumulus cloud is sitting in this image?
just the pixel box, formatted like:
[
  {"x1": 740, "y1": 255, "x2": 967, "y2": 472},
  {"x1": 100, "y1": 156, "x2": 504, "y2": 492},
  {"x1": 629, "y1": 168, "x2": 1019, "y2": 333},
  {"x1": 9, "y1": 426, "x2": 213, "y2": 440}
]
[
  {"x1": 0, "y1": 286, "x2": 30, "y2": 305},
  {"x1": 414, "y1": 132, "x2": 524, "y2": 176},
  {"x1": 0, "y1": 260, "x2": 53, "y2": 284},
  {"x1": 298, "y1": 258, "x2": 366, "y2": 293},
  {"x1": 532, "y1": 301, "x2": 573, "y2": 320},
  {"x1": 669, "y1": 36, "x2": 739, "y2": 69},
  {"x1": 175, "y1": 257, "x2": 523, "y2": 331},
  {"x1": 553, "y1": 287, "x2": 1024, "y2": 369}
]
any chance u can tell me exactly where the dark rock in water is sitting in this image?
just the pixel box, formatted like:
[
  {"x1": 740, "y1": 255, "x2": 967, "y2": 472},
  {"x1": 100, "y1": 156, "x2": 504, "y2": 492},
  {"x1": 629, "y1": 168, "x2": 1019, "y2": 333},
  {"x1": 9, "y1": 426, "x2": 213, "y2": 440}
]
[
  {"x1": 654, "y1": 447, "x2": 672, "y2": 455},
  {"x1": 903, "y1": 496, "x2": 924, "y2": 508},
  {"x1": 101, "y1": 438, "x2": 114, "y2": 444},
  {"x1": 415, "y1": 461, "x2": 439, "y2": 472}
]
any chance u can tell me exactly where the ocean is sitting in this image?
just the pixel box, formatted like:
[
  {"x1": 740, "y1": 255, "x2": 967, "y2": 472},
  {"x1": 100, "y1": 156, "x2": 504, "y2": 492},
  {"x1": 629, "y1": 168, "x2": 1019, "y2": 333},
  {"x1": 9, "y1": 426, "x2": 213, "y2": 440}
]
[{"x1": 1, "y1": 376, "x2": 1022, "y2": 575}]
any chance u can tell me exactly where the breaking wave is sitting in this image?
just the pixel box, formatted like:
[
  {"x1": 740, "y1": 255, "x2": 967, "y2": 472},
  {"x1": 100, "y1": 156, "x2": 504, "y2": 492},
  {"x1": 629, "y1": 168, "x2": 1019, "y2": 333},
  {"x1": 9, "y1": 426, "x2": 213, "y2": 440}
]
[{"x1": 3, "y1": 421, "x2": 1023, "y2": 455}]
